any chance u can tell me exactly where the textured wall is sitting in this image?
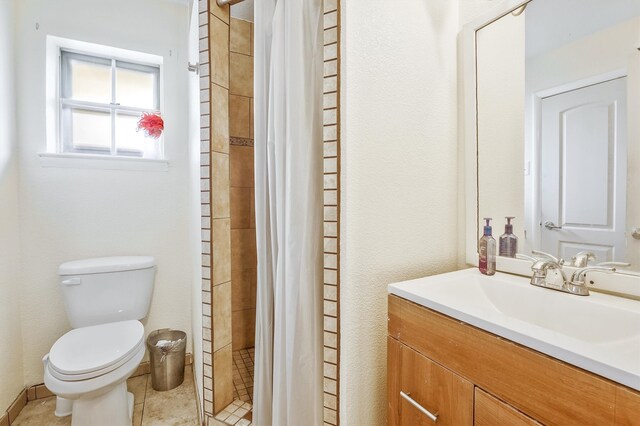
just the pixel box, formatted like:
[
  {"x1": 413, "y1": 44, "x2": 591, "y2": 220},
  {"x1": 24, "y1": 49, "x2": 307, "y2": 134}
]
[
  {"x1": 14, "y1": 0, "x2": 193, "y2": 386},
  {"x1": 340, "y1": 0, "x2": 461, "y2": 424},
  {"x1": 0, "y1": 0, "x2": 25, "y2": 412}
]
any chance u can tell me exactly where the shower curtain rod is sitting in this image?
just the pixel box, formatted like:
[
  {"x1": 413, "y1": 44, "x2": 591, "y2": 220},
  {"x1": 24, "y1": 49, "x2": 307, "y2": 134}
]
[{"x1": 216, "y1": 0, "x2": 245, "y2": 6}]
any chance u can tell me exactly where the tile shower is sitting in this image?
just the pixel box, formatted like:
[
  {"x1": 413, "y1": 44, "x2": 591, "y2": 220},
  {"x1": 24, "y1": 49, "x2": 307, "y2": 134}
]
[
  {"x1": 228, "y1": 14, "x2": 256, "y2": 410},
  {"x1": 201, "y1": 1, "x2": 341, "y2": 424}
]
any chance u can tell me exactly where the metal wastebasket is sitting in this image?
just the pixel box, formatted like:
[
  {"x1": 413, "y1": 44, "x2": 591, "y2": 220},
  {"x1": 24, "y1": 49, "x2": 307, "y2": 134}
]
[{"x1": 146, "y1": 329, "x2": 187, "y2": 391}]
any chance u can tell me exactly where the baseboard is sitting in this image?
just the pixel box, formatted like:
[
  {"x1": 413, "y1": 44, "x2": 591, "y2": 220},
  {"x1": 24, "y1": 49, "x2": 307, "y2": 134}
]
[
  {"x1": 0, "y1": 352, "x2": 194, "y2": 426},
  {"x1": 0, "y1": 388, "x2": 27, "y2": 426}
]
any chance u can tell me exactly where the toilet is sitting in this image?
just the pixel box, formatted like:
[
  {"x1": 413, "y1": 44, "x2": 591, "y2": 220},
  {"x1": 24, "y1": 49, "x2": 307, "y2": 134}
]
[{"x1": 43, "y1": 256, "x2": 156, "y2": 426}]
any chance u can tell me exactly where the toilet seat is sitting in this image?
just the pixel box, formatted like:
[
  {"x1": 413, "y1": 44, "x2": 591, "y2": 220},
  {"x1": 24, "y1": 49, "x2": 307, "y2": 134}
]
[
  {"x1": 44, "y1": 341, "x2": 145, "y2": 401},
  {"x1": 48, "y1": 320, "x2": 144, "y2": 381}
]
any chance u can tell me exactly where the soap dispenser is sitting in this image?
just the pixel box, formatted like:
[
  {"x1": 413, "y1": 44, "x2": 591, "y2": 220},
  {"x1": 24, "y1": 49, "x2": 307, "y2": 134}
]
[
  {"x1": 479, "y1": 217, "x2": 496, "y2": 276},
  {"x1": 499, "y1": 216, "x2": 518, "y2": 258}
]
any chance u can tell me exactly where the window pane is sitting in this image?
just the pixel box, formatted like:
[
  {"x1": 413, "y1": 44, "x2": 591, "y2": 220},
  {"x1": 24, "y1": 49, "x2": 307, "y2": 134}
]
[
  {"x1": 68, "y1": 59, "x2": 112, "y2": 103},
  {"x1": 116, "y1": 113, "x2": 147, "y2": 155},
  {"x1": 116, "y1": 66, "x2": 157, "y2": 109},
  {"x1": 70, "y1": 109, "x2": 111, "y2": 151}
]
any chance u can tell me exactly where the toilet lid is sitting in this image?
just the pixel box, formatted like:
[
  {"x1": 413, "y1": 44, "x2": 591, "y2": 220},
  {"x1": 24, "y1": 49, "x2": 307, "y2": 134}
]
[{"x1": 49, "y1": 320, "x2": 144, "y2": 376}]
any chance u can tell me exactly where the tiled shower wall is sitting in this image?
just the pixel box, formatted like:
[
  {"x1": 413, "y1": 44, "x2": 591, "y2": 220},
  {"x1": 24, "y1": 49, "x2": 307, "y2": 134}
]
[
  {"x1": 199, "y1": 0, "x2": 234, "y2": 417},
  {"x1": 229, "y1": 17, "x2": 256, "y2": 351},
  {"x1": 199, "y1": 0, "x2": 341, "y2": 423}
]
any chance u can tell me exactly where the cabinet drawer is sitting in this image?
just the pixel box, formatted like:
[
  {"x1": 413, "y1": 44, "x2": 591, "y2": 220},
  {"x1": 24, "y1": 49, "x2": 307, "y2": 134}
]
[
  {"x1": 475, "y1": 388, "x2": 541, "y2": 426},
  {"x1": 388, "y1": 337, "x2": 473, "y2": 425}
]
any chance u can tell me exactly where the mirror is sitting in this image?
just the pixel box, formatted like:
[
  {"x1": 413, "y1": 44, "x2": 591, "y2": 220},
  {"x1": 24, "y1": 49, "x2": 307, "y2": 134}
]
[{"x1": 476, "y1": 0, "x2": 640, "y2": 271}]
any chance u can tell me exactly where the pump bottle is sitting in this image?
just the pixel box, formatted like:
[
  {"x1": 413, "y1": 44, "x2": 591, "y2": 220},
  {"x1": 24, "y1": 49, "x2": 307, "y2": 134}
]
[
  {"x1": 479, "y1": 217, "x2": 496, "y2": 275},
  {"x1": 499, "y1": 216, "x2": 518, "y2": 258}
]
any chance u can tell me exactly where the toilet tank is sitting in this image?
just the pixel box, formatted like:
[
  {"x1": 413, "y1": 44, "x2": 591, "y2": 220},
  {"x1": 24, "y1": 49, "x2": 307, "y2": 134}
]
[{"x1": 58, "y1": 256, "x2": 156, "y2": 328}]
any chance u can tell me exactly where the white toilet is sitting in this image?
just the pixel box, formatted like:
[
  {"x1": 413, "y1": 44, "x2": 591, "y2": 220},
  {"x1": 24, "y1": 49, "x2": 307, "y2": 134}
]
[{"x1": 43, "y1": 256, "x2": 156, "y2": 426}]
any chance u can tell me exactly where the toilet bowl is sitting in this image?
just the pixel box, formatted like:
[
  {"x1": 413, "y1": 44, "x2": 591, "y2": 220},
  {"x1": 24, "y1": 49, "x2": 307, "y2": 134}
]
[
  {"x1": 44, "y1": 256, "x2": 156, "y2": 426},
  {"x1": 44, "y1": 320, "x2": 145, "y2": 426}
]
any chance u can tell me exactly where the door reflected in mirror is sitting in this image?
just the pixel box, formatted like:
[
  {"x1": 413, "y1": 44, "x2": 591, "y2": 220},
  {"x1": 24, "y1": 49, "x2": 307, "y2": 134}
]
[{"x1": 476, "y1": 0, "x2": 640, "y2": 271}]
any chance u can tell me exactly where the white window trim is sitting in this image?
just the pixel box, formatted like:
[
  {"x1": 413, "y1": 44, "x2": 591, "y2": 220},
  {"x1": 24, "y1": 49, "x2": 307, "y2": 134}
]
[
  {"x1": 38, "y1": 152, "x2": 169, "y2": 172},
  {"x1": 44, "y1": 36, "x2": 168, "y2": 170}
]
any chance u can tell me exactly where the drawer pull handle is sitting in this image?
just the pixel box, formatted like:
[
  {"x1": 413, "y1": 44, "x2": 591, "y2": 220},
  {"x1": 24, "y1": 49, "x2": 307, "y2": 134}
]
[{"x1": 400, "y1": 391, "x2": 439, "y2": 422}]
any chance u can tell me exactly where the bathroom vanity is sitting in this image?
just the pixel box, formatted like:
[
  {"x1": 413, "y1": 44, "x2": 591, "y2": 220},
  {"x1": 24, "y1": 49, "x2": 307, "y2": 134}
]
[{"x1": 387, "y1": 269, "x2": 640, "y2": 426}]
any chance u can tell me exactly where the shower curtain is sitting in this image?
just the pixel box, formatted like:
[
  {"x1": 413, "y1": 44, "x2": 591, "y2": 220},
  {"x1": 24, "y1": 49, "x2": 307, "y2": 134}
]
[{"x1": 253, "y1": 0, "x2": 324, "y2": 425}]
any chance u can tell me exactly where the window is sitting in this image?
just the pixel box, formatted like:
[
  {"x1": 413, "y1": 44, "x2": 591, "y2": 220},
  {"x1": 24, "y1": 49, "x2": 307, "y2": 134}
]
[{"x1": 60, "y1": 50, "x2": 161, "y2": 158}]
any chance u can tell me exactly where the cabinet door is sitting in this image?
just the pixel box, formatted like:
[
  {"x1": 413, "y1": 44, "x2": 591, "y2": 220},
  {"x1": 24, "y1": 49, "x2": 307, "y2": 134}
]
[
  {"x1": 388, "y1": 337, "x2": 474, "y2": 426},
  {"x1": 475, "y1": 388, "x2": 541, "y2": 426}
]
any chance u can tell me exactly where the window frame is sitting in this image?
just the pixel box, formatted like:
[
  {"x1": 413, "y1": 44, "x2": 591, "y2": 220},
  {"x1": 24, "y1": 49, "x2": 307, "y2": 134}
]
[{"x1": 59, "y1": 49, "x2": 162, "y2": 158}]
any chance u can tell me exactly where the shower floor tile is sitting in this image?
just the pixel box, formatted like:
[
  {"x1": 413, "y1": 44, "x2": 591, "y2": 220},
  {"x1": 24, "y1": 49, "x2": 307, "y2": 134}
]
[
  {"x1": 214, "y1": 347, "x2": 254, "y2": 425},
  {"x1": 232, "y1": 347, "x2": 254, "y2": 403},
  {"x1": 215, "y1": 400, "x2": 252, "y2": 426}
]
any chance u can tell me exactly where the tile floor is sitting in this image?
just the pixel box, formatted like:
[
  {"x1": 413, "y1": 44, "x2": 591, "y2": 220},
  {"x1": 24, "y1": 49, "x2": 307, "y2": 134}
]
[
  {"x1": 232, "y1": 348, "x2": 254, "y2": 403},
  {"x1": 12, "y1": 367, "x2": 199, "y2": 426},
  {"x1": 211, "y1": 347, "x2": 255, "y2": 426},
  {"x1": 214, "y1": 400, "x2": 252, "y2": 426}
]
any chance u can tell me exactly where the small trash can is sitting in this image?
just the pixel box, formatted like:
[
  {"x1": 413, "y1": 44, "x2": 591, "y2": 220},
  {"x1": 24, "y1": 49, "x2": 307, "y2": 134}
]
[{"x1": 146, "y1": 329, "x2": 187, "y2": 391}]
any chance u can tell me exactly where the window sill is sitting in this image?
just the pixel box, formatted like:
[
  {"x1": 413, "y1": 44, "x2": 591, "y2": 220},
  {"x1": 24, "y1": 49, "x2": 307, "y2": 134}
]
[{"x1": 38, "y1": 152, "x2": 169, "y2": 172}]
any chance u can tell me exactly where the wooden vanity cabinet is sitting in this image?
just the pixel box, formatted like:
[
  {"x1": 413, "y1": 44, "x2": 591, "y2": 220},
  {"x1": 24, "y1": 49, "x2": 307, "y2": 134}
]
[
  {"x1": 474, "y1": 388, "x2": 541, "y2": 426},
  {"x1": 387, "y1": 295, "x2": 640, "y2": 426},
  {"x1": 388, "y1": 337, "x2": 474, "y2": 425}
]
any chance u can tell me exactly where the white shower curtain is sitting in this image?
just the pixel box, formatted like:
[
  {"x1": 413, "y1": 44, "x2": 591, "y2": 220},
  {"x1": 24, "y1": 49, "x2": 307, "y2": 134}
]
[{"x1": 253, "y1": 0, "x2": 324, "y2": 425}]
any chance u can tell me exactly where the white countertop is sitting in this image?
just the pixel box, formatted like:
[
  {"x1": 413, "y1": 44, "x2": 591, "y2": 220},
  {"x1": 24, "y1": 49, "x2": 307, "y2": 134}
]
[{"x1": 388, "y1": 268, "x2": 640, "y2": 390}]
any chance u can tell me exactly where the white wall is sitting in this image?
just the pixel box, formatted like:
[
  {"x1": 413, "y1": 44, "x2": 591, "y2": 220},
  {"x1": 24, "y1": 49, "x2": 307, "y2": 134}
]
[
  {"x1": 14, "y1": 0, "x2": 193, "y2": 385},
  {"x1": 340, "y1": 0, "x2": 460, "y2": 423},
  {"x1": 0, "y1": 0, "x2": 25, "y2": 410}
]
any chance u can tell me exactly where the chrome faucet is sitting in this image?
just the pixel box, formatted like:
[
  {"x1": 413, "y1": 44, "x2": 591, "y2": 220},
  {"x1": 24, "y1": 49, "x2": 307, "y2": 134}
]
[
  {"x1": 565, "y1": 266, "x2": 617, "y2": 296},
  {"x1": 571, "y1": 251, "x2": 596, "y2": 267},
  {"x1": 529, "y1": 250, "x2": 568, "y2": 291},
  {"x1": 570, "y1": 251, "x2": 631, "y2": 269},
  {"x1": 517, "y1": 250, "x2": 616, "y2": 296}
]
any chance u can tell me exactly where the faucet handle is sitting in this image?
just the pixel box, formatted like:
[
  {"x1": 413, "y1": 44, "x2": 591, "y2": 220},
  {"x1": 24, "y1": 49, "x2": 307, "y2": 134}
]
[
  {"x1": 531, "y1": 250, "x2": 564, "y2": 266},
  {"x1": 571, "y1": 251, "x2": 596, "y2": 267},
  {"x1": 570, "y1": 266, "x2": 616, "y2": 285}
]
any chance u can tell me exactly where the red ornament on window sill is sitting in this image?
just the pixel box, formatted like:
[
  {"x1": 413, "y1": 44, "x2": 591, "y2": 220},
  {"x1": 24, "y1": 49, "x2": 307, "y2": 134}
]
[{"x1": 137, "y1": 112, "x2": 164, "y2": 139}]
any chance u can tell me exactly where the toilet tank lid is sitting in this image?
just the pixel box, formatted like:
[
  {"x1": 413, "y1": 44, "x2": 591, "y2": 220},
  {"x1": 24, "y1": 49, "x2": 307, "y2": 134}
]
[{"x1": 59, "y1": 256, "x2": 156, "y2": 275}]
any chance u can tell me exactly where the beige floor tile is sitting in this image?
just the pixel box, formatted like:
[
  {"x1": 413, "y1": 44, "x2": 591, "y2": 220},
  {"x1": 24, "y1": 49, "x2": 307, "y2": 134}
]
[
  {"x1": 11, "y1": 397, "x2": 70, "y2": 426},
  {"x1": 128, "y1": 375, "x2": 148, "y2": 406},
  {"x1": 142, "y1": 369, "x2": 199, "y2": 426},
  {"x1": 13, "y1": 369, "x2": 199, "y2": 426},
  {"x1": 133, "y1": 403, "x2": 144, "y2": 426}
]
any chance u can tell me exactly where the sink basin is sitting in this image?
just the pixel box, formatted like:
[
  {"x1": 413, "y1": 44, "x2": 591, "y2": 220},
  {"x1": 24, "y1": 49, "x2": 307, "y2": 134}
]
[{"x1": 388, "y1": 268, "x2": 640, "y2": 390}]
